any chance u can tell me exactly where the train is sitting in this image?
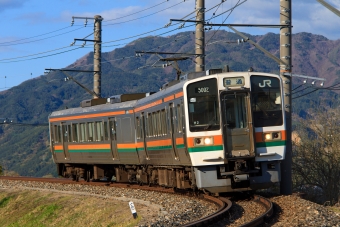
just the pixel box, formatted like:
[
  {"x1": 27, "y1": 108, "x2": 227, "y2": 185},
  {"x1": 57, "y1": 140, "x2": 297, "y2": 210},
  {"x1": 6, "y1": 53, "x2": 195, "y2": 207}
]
[{"x1": 48, "y1": 68, "x2": 286, "y2": 194}]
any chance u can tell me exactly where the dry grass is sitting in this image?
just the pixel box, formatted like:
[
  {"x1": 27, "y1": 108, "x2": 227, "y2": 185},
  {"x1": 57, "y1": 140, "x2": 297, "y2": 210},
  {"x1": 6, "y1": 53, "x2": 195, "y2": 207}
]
[{"x1": 0, "y1": 189, "x2": 147, "y2": 227}]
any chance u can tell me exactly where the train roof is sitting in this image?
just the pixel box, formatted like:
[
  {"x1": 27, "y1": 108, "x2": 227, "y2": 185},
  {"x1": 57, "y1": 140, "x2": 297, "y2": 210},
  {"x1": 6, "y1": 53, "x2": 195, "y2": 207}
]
[{"x1": 49, "y1": 100, "x2": 138, "y2": 118}]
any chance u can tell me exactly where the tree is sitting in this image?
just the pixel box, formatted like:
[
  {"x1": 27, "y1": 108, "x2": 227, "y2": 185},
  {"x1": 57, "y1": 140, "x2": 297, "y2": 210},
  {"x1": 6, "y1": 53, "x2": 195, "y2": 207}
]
[{"x1": 293, "y1": 105, "x2": 340, "y2": 205}]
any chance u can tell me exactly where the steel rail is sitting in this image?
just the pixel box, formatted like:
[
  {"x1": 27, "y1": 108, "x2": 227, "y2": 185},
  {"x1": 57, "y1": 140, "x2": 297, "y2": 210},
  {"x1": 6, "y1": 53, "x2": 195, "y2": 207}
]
[
  {"x1": 181, "y1": 196, "x2": 232, "y2": 227},
  {"x1": 240, "y1": 195, "x2": 273, "y2": 227}
]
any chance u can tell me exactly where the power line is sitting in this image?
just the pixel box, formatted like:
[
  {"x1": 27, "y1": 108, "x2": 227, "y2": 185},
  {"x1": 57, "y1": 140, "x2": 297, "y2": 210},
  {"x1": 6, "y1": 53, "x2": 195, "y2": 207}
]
[
  {"x1": 0, "y1": 45, "x2": 72, "y2": 62},
  {"x1": 104, "y1": 0, "x2": 171, "y2": 23},
  {"x1": 0, "y1": 26, "x2": 85, "y2": 47},
  {"x1": 0, "y1": 25, "x2": 81, "y2": 45},
  {"x1": 103, "y1": 1, "x2": 185, "y2": 27},
  {"x1": 0, "y1": 47, "x2": 82, "y2": 63},
  {"x1": 206, "y1": 0, "x2": 247, "y2": 45}
]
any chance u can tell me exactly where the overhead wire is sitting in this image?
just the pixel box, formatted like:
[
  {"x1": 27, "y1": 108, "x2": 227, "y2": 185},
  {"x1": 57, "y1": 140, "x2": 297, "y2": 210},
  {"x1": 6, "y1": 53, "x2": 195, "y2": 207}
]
[
  {"x1": 0, "y1": 47, "x2": 83, "y2": 63},
  {"x1": 65, "y1": 2, "x2": 246, "y2": 71},
  {"x1": 103, "y1": 1, "x2": 185, "y2": 27},
  {"x1": 0, "y1": 45, "x2": 73, "y2": 61},
  {"x1": 0, "y1": 25, "x2": 81, "y2": 45},
  {"x1": 104, "y1": 0, "x2": 170, "y2": 22},
  {"x1": 0, "y1": 26, "x2": 85, "y2": 47},
  {"x1": 206, "y1": 0, "x2": 246, "y2": 45}
]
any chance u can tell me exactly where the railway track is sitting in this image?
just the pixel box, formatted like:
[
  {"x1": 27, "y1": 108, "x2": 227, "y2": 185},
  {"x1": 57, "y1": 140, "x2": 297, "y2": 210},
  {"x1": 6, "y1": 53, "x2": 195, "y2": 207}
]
[
  {"x1": 239, "y1": 195, "x2": 273, "y2": 227},
  {"x1": 0, "y1": 176, "x2": 273, "y2": 226}
]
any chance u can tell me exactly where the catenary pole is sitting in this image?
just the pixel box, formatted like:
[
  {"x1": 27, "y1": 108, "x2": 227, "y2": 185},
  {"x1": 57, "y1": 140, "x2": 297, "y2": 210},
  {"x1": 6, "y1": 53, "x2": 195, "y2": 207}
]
[
  {"x1": 280, "y1": 0, "x2": 293, "y2": 195},
  {"x1": 93, "y1": 15, "x2": 103, "y2": 99},
  {"x1": 195, "y1": 0, "x2": 205, "y2": 72}
]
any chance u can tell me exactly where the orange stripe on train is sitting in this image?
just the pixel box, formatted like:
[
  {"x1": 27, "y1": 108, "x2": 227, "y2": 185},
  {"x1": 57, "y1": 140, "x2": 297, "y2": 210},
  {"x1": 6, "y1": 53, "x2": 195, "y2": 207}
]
[
  {"x1": 69, "y1": 144, "x2": 110, "y2": 149},
  {"x1": 49, "y1": 111, "x2": 126, "y2": 122},
  {"x1": 147, "y1": 139, "x2": 172, "y2": 147}
]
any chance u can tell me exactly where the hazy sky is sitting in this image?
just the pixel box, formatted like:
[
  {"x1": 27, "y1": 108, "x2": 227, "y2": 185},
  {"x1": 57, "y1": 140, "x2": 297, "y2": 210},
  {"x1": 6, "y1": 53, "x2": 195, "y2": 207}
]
[{"x1": 0, "y1": 0, "x2": 339, "y2": 91}]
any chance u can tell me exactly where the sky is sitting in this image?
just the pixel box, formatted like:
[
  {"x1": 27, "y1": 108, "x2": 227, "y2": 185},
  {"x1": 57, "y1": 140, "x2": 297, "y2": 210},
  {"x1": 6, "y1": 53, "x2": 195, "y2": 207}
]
[{"x1": 0, "y1": 0, "x2": 339, "y2": 91}]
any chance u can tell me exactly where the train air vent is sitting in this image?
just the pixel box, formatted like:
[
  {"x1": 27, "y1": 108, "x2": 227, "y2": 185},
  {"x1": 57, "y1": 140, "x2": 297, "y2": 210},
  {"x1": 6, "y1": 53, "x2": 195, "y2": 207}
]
[
  {"x1": 80, "y1": 98, "x2": 107, "y2": 107},
  {"x1": 206, "y1": 68, "x2": 223, "y2": 75}
]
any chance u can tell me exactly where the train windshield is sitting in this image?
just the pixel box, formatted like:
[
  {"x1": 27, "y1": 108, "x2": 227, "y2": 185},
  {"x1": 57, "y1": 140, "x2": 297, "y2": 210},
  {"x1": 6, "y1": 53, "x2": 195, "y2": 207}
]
[
  {"x1": 187, "y1": 78, "x2": 220, "y2": 132},
  {"x1": 251, "y1": 76, "x2": 283, "y2": 127}
]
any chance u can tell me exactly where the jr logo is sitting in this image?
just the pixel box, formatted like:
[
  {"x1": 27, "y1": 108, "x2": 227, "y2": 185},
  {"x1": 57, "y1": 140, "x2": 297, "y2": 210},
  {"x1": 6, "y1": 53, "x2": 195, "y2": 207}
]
[{"x1": 259, "y1": 80, "x2": 272, "y2": 87}]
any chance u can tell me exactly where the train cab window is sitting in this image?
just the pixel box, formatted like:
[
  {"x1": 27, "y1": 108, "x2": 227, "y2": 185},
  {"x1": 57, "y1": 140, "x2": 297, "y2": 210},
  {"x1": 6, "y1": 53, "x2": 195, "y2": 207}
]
[
  {"x1": 251, "y1": 76, "x2": 283, "y2": 127},
  {"x1": 187, "y1": 78, "x2": 220, "y2": 132}
]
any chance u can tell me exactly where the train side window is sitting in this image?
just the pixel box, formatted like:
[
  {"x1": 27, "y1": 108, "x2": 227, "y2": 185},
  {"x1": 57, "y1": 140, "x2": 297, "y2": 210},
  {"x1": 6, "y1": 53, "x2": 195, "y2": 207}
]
[
  {"x1": 67, "y1": 125, "x2": 72, "y2": 142},
  {"x1": 161, "y1": 109, "x2": 165, "y2": 135},
  {"x1": 154, "y1": 112, "x2": 157, "y2": 137},
  {"x1": 88, "y1": 122, "x2": 94, "y2": 141},
  {"x1": 173, "y1": 105, "x2": 178, "y2": 133},
  {"x1": 76, "y1": 124, "x2": 81, "y2": 142},
  {"x1": 79, "y1": 123, "x2": 85, "y2": 142},
  {"x1": 72, "y1": 124, "x2": 78, "y2": 142},
  {"x1": 96, "y1": 121, "x2": 103, "y2": 141},
  {"x1": 54, "y1": 125, "x2": 58, "y2": 143},
  {"x1": 177, "y1": 104, "x2": 182, "y2": 133},
  {"x1": 157, "y1": 111, "x2": 161, "y2": 136},
  {"x1": 136, "y1": 117, "x2": 141, "y2": 139},
  {"x1": 104, "y1": 121, "x2": 109, "y2": 141},
  {"x1": 147, "y1": 113, "x2": 152, "y2": 137}
]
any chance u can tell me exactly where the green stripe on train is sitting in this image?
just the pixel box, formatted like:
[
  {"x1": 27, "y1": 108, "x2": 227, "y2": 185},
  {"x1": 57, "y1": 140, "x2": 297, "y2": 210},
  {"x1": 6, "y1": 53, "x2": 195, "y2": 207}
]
[
  {"x1": 188, "y1": 145, "x2": 223, "y2": 153},
  {"x1": 118, "y1": 148, "x2": 137, "y2": 153},
  {"x1": 56, "y1": 144, "x2": 187, "y2": 153},
  {"x1": 256, "y1": 141, "x2": 286, "y2": 148}
]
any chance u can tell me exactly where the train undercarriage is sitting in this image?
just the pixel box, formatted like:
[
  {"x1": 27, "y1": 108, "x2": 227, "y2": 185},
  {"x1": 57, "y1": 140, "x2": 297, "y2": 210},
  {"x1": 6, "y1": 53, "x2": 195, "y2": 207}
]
[{"x1": 58, "y1": 163, "x2": 195, "y2": 190}]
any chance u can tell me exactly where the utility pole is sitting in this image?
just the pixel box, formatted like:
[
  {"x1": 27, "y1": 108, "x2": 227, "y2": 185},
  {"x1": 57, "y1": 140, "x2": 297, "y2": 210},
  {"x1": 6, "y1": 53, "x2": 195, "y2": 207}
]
[
  {"x1": 280, "y1": 0, "x2": 293, "y2": 195},
  {"x1": 93, "y1": 15, "x2": 103, "y2": 99},
  {"x1": 195, "y1": 0, "x2": 205, "y2": 72}
]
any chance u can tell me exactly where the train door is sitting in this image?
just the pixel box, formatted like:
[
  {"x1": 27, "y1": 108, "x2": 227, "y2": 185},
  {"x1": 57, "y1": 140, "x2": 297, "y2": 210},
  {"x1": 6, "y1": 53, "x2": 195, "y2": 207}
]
[
  {"x1": 221, "y1": 91, "x2": 255, "y2": 158},
  {"x1": 141, "y1": 113, "x2": 149, "y2": 160},
  {"x1": 109, "y1": 118, "x2": 119, "y2": 160},
  {"x1": 61, "y1": 122, "x2": 70, "y2": 160},
  {"x1": 178, "y1": 102, "x2": 190, "y2": 159},
  {"x1": 169, "y1": 103, "x2": 180, "y2": 160}
]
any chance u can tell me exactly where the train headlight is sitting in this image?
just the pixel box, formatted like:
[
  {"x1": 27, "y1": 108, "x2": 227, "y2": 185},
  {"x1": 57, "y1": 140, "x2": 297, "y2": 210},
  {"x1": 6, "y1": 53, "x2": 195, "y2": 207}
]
[
  {"x1": 204, "y1": 137, "x2": 213, "y2": 145},
  {"x1": 195, "y1": 138, "x2": 202, "y2": 145},
  {"x1": 264, "y1": 133, "x2": 272, "y2": 140},
  {"x1": 194, "y1": 137, "x2": 213, "y2": 146},
  {"x1": 263, "y1": 132, "x2": 281, "y2": 141}
]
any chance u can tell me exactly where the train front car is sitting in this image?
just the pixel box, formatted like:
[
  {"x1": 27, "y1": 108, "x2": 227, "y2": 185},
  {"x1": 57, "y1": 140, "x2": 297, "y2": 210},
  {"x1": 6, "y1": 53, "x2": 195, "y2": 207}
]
[{"x1": 184, "y1": 71, "x2": 285, "y2": 193}]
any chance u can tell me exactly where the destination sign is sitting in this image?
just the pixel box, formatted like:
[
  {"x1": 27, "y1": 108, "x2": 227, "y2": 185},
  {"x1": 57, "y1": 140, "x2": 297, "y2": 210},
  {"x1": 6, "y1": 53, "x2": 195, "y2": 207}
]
[{"x1": 223, "y1": 77, "x2": 245, "y2": 87}]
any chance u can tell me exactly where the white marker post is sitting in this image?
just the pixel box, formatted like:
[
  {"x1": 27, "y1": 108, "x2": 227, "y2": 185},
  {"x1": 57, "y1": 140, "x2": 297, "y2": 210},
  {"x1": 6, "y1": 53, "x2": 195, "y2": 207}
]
[{"x1": 129, "y1": 201, "x2": 138, "y2": 219}]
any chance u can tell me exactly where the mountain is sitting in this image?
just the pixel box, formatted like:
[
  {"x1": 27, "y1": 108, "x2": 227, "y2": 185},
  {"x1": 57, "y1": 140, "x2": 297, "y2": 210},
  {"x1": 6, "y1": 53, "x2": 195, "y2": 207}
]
[{"x1": 0, "y1": 30, "x2": 339, "y2": 177}]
